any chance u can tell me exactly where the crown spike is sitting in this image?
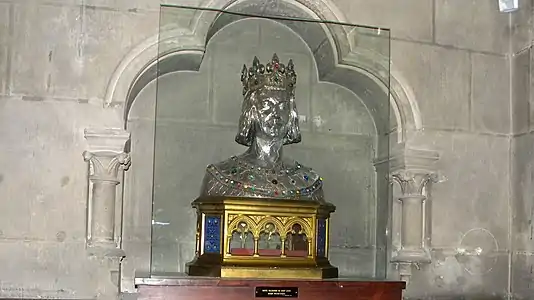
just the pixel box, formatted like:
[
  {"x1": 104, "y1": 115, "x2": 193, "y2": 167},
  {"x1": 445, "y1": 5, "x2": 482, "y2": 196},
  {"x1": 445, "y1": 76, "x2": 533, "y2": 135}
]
[
  {"x1": 272, "y1": 53, "x2": 280, "y2": 64},
  {"x1": 253, "y1": 56, "x2": 260, "y2": 68},
  {"x1": 288, "y1": 59, "x2": 294, "y2": 71},
  {"x1": 241, "y1": 65, "x2": 248, "y2": 83}
]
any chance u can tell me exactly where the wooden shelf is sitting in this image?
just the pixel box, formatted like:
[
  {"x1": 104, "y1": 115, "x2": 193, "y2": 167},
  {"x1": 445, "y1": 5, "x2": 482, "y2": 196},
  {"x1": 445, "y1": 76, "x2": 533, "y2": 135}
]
[{"x1": 136, "y1": 277, "x2": 406, "y2": 300}]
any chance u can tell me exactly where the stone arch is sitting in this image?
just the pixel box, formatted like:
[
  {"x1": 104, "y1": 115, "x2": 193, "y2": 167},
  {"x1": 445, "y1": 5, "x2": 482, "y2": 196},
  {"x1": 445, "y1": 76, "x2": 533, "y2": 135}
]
[{"x1": 104, "y1": 0, "x2": 421, "y2": 144}]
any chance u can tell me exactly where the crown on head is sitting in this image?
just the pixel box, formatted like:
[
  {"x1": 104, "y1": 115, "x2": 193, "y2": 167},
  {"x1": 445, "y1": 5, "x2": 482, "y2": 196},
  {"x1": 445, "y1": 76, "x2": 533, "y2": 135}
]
[{"x1": 241, "y1": 53, "x2": 297, "y2": 95}]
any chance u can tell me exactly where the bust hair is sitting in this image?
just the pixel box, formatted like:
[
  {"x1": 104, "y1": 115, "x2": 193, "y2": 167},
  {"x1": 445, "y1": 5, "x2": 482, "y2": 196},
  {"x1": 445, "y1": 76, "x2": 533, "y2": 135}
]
[{"x1": 235, "y1": 89, "x2": 301, "y2": 146}]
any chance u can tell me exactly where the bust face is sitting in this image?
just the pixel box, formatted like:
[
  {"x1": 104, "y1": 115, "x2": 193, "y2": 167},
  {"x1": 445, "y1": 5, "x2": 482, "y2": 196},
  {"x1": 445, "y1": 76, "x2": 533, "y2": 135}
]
[{"x1": 255, "y1": 89, "x2": 291, "y2": 140}]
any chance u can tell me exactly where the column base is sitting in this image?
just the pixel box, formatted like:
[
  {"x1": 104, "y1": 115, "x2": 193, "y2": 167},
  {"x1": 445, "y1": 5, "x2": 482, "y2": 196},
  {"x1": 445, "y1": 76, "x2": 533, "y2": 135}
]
[{"x1": 391, "y1": 248, "x2": 431, "y2": 264}]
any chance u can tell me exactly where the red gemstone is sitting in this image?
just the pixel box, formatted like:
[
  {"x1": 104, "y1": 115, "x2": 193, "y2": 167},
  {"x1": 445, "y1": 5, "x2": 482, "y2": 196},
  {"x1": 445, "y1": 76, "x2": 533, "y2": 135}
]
[
  {"x1": 274, "y1": 191, "x2": 279, "y2": 196},
  {"x1": 274, "y1": 63, "x2": 279, "y2": 69}
]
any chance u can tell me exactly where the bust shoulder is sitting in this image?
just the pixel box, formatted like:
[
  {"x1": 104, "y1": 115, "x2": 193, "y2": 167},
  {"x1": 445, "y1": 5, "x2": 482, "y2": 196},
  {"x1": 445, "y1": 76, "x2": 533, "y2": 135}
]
[{"x1": 201, "y1": 155, "x2": 324, "y2": 201}]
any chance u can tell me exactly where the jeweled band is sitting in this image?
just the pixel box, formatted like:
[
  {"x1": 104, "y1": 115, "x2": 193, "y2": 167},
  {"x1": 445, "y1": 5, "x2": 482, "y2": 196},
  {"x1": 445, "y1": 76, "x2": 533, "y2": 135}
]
[{"x1": 241, "y1": 53, "x2": 297, "y2": 96}]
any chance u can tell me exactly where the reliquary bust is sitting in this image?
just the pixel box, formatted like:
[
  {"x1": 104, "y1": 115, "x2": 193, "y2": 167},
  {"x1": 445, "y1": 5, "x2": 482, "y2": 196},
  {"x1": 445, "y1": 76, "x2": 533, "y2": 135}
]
[{"x1": 200, "y1": 54, "x2": 324, "y2": 202}]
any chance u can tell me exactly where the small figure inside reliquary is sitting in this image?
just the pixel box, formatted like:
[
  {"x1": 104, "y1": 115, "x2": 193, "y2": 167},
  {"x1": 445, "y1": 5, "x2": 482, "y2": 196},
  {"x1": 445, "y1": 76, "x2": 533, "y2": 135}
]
[{"x1": 200, "y1": 53, "x2": 324, "y2": 202}]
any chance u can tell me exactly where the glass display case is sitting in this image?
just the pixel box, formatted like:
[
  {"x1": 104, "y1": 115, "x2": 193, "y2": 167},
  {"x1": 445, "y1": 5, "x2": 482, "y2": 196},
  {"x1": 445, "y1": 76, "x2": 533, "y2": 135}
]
[{"x1": 149, "y1": 3, "x2": 391, "y2": 279}]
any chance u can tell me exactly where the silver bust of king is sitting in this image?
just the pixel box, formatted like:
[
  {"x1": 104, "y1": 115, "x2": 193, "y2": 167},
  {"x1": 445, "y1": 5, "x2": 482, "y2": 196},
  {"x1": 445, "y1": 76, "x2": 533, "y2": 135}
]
[{"x1": 200, "y1": 54, "x2": 324, "y2": 202}]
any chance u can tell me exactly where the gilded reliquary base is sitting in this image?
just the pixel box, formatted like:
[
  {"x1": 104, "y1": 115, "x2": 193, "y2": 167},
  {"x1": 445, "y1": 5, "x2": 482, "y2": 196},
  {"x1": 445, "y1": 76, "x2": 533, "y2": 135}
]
[{"x1": 186, "y1": 196, "x2": 338, "y2": 280}]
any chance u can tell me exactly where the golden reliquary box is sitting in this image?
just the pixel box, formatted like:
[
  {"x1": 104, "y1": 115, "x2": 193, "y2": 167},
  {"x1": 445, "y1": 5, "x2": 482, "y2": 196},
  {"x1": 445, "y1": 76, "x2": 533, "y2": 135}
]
[{"x1": 186, "y1": 196, "x2": 338, "y2": 279}]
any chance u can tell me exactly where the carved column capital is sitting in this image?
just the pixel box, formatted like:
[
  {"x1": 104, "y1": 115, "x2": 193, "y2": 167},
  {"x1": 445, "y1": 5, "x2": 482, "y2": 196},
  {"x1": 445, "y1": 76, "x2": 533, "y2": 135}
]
[
  {"x1": 380, "y1": 144, "x2": 443, "y2": 197},
  {"x1": 390, "y1": 170, "x2": 438, "y2": 197},
  {"x1": 83, "y1": 151, "x2": 131, "y2": 182},
  {"x1": 83, "y1": 128, "x2": 131, "y2": 257},
  {"x1": 83, "y1": 128, "x2": 131, "y2": 182}
]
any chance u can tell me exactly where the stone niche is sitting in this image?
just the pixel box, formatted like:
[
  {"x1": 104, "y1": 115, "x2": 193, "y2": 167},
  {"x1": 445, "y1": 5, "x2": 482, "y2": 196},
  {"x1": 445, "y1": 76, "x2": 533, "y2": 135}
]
[{"x1": 124, "y1": 4, "x2": 393, "y2": 285}]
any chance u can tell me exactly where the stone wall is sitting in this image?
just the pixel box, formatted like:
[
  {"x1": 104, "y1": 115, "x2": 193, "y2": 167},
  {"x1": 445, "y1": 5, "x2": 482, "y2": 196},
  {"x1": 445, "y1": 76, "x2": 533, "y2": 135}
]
[
  {"x1": 0, "y1": 0, "x2": 532, "y2": 299},
  {"x1": 511, "y1": 0, "x2": 534, "y2": 299}
]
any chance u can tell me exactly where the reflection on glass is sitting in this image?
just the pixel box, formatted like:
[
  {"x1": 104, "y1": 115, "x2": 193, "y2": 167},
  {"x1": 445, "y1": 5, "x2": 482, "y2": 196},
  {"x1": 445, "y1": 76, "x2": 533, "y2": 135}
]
[
  {"x1": 285, "y1": 223, "x2": 308, "y2": 257},
  {"x1": 258, "y1": 222, "x2": 282, "y2": 256},
  {"x1": 229, "y1": 221, "x2": 254, "y2": 255}
]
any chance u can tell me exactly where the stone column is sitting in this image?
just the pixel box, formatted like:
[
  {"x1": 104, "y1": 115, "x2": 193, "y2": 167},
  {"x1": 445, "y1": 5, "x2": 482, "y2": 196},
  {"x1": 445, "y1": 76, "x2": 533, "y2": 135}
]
[
  {"x1": 83, "y1": 128, "x2": 131, "y2": 256},
  {"x1": 390, "y1": 170, "x2": 437, "y2": 264},
  {"x1": 376, "y1": 145, "x2": 442, "y2": 285}
]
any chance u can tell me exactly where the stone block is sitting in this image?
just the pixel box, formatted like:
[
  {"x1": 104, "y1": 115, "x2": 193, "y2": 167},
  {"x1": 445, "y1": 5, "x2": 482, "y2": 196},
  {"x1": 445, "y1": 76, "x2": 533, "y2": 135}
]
[
  {"x1": 271, "y1": 18, "x2": 328, "y2": 55},
  {"x1": 353, "y1": 31, "x2": 391, "y2": 69},
  {"x1": 128, "y1": 76, "x2": 157, "y2": 121},
  {"x1": 435, "y1": 0, "x2": 510, "y2": 54},
  {"x1": 391, "y1": 40, "x2": 470, "y2": 130},
  {"x1": 151, "y1": 240, "x2": 196, "y2": 274},
  {"x1": 124, "y1": 119, "x2": 154, "y2": 242},
  {"x1": 309, "y1": 81, "x2": 336, "y2": 132},
  {"x1": 85, "y1": 0, "x2": 204, "y2": 11},
  {"x1": 287, "y1": 130, "x2": 374, "y2": 153},
  {"x1": 511, "y1": 133, "x2": 534, "y2": 251},
  {"x1": 0, "y1": 241, "x2": 97, "y2": 299},
  {"x1": 121, "y1": 118, "x2": 154, "y2": 291},
  {"x1": 407, "y1": 130, "x2": 510, "y2": 249},
  {"x1": 11, "y1": 4, "x2": 82, "y2": 97},
  {"x1": 159, "y1": 4, "x2": 198, "y2": 32},
  {"x1": 208, "y1": 22, "x2": 260, "y2": 125},
  {"x1": 328, "y1": 247, "x2": 375, "y2": 277},
  {"x1": 334, "y1": 0, "x2": 433, "y2": 42},
  {"x1": 311, "y1": 81, "x2": 375, "y2": 135},
  {"x1": 13, "y1": 0, "x2": 83, "y2": 5},
  {"x1": 150, "y1": 240, "x2": 181, "y2": 274},
  {"x1": 0, "y1": 97, "x2": 121, "y2": 151},
  {"x1": 0, "y1": 3, "x2": 9, "y2": 95},
  {"x1": 0, "y1": 97, "x2": 78, "y2": 149},
  {"x1": 155, "y1": 71, "x2": 210, "y2": 122},
  {"x1": 256, "y1": 14, "x2": 326, "y2": 56},
  {"x1": 512, "y1": 49, "x2": 530, "y2": 134},
  {"x1": 120, "y1": 240, "x2": 152, "y2": 292},
  {"x1": 0, "y1": 4, "x2": 6, "y2": 36},
  {"x1": 511, "y1": 253, "x2": 534, "y2": 298},
  {"x1": 511, "y1": 0, "x2": 533, "y2": 54},
  {"x1": 0, "y1": 46, "x2": 7, "y2": 96},
  {"x1": 530, "y1": 49, "x2": 534, "y2": 131},
  {"x1": 25, "y1": 147, "x2": 88, "y2": 242},
  {"x1": 82, "y1": 7, "x2": 159, "y2": 100},
  {"x1": 0, "y1": 148, "x2": 31, "y2": 238},
  {"x1": 404, "y1": 250, "x2": 510, "y2": 298},
  {"x1": 471, "y1": 53, "x2": 510, "y2": 134}
]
